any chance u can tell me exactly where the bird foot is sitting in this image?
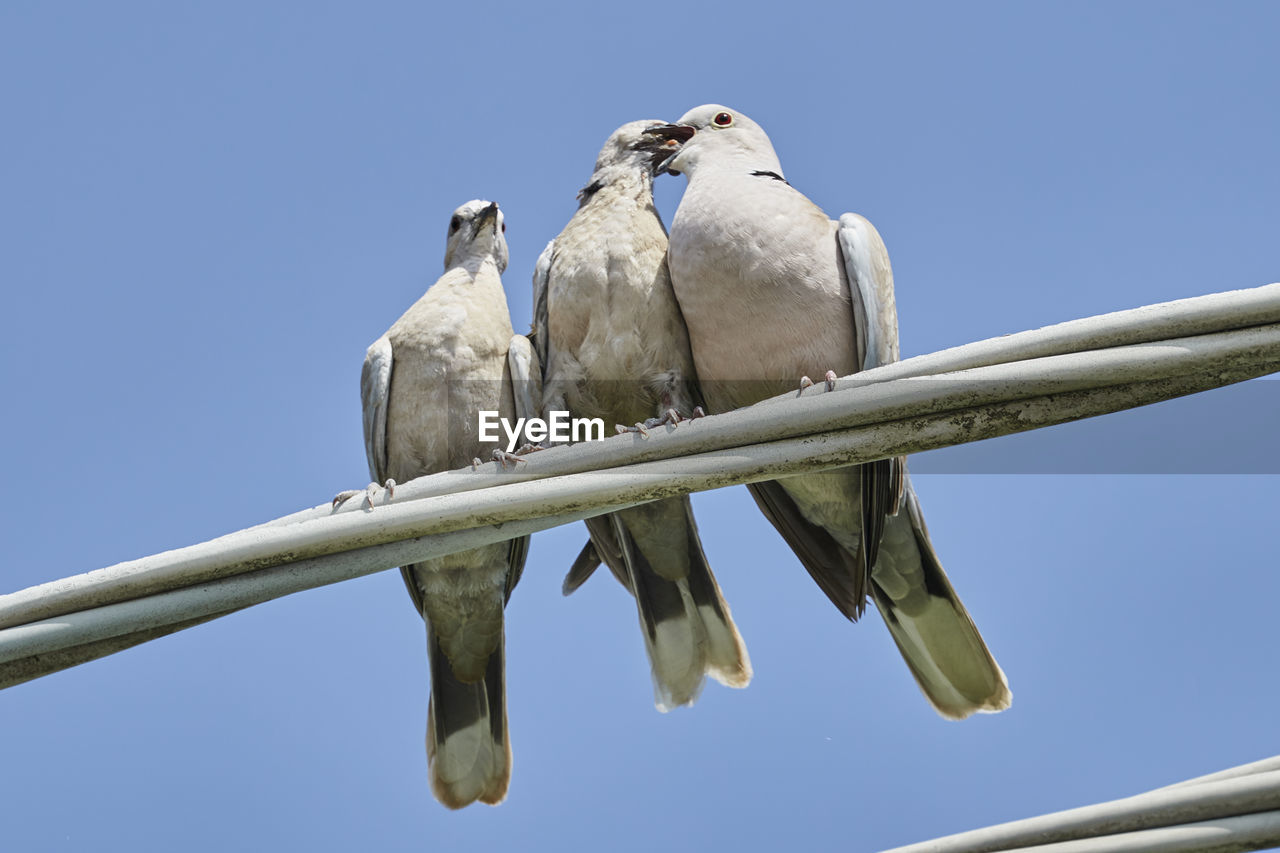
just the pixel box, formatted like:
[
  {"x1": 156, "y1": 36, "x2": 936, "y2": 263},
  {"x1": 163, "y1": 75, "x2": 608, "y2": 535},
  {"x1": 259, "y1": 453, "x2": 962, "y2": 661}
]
[
  {"x1": 659, "y1": 405, "x2": 707, "y2": 425},
  {"x1": 332, "y1": 489, "x2": 362, "y2": 508},
  {"x1": 512, "y1": 442, "x2": 545, "y2": 456},
  {"x1": 332, "y1": 479, "x2": 395, "y2": 509},
  {"x1": 798, "y1": 370, "x2": 840, "y2": 395},
  {"x1": 619, "y1": 405, "x2": 706, "y2": 437},
  {"x1": 492, "y1": 449, "x2": 527, "y2": 469}
]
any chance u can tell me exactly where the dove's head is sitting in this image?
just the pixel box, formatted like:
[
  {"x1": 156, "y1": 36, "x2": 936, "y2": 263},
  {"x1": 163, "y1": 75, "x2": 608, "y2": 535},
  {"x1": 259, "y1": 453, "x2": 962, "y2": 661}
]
[
  {"x1": 647, "y1": 105, "x2": 782, "y2": 179},
  {"x1": 443, "y1": 200, "x2": 508, "y2": 273},
  {"x1": 592, "y1": 119, "x2": 696, "y2": 177}
]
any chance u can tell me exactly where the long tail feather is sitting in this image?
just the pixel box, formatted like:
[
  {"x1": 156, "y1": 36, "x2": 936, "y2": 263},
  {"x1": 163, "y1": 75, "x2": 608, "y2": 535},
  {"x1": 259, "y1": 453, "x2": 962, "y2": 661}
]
[
  {"x1": 426, "y1": 629, "x2": 511, "y2": 808},
  {"x1": 870, "y1": 488, "x2": 1010, "y2": 719},
  {"x1": 611, "y1": 498, "x2": 751, "y2": 710}
]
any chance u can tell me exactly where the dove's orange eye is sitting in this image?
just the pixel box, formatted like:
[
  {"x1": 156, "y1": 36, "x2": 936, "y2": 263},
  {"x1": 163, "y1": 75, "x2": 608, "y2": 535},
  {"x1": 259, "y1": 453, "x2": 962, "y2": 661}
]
[
  {"x1": 449, "y1": 216, "x2": 462, "y2": 234},
  {"x1": 713, "y1": 112, "x2": 733, "y2": 127}
]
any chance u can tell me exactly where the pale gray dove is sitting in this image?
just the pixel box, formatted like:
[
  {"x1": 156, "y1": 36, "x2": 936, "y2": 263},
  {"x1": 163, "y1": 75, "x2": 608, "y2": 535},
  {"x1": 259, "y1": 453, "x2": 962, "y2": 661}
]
[
  {"x1": 356, "y1": 200, "x2": 539, "y2": 807},
  {"x1": 533, "y1": 120, "x2": 751, "y2": 710},
  {"x1": 655, "y1": 105, "x2": 1010, "y2": 719}
]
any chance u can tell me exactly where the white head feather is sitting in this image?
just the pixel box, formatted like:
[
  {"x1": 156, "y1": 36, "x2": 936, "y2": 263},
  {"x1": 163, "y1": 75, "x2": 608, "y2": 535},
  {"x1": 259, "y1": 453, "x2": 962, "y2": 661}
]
[
  {"x1": 443, "y1": 199, "x2": 509, "y2": 273},
  {"x1": 662, "y1": 105, "x2": 784, "y2": 179}
]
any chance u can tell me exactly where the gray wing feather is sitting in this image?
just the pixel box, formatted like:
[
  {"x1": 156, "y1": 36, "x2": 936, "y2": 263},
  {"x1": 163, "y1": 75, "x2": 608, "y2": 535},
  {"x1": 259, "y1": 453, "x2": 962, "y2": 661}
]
[
  {"x1": 838, "y1": 213, "x2": 904, "y2": 560},
  {"x1": 360, "y1": 334, "x2": 393, "y2": 484},
  {"x1": 837, "y1": 212, "x2": 899, "y2": 370},
  {"x1": 506, "y1": 333, "x2": 541, "y2": 425},
  {"x1": 838, "y1": 217, "x2": 1008, "y2": 715},
  {"x1": 561, "y1": 540, "x2": 605, "y2": 596},
  {"x1": 531, "y1": 237, "x2": 606, "y2": 592},
  {"x1": 747, "y1": 480, "x2": 867, "y2": 619},
  {"x1": 530, "y1": 239, "x2": 555, "y2": 376},
  {"x1": 503, "y1": 334, "x2": 541, "y2": 599}
]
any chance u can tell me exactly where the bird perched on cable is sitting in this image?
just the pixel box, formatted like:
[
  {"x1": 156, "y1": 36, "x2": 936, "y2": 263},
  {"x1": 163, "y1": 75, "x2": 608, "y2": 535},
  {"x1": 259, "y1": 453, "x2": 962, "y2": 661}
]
[
  {"x1": 355, "y1": 199, "x2": 540, "y2": 807},
  {"x1": 533, "y1": 120, "x2": 751, "y2": 710},
  {"x1": 651, "y1": 106, "x2": 1010, "y2": 719}
]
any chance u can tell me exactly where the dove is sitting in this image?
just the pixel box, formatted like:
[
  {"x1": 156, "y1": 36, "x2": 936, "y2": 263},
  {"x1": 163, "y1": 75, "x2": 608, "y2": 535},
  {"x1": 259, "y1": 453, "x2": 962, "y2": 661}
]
[
  {"x1": 655, "y1": 106, "x2": 1010, "y2": 719},
  {"x1": 357, "y1": 200, "x2": 539, "y2": 807},
  {"x1": 533, "y1": 120, "x2": 751, "y2": 710}
]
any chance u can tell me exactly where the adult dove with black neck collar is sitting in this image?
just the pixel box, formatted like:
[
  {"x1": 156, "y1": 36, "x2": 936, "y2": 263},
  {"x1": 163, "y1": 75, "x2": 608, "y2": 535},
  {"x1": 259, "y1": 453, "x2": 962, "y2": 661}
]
[{"x1": 655, "y1": 106, "x2": 1009, "y2": 719}]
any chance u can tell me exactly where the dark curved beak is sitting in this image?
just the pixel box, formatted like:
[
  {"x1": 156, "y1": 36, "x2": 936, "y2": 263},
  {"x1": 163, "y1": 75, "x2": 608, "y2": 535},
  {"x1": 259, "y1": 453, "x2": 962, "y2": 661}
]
[
  {"x1": 643, "y1": 124, "x2": 696, "y2": 144},
  {"x1": 643, "y1": 124, "x2": 695, "y2": 175},
  {"x1": 477, "y1": 201, "x2": 500, "y2": 232}
]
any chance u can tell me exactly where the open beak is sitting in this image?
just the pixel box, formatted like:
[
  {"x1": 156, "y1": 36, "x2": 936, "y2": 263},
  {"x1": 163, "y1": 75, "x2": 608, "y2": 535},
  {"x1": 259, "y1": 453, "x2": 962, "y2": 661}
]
[
  {"x1": 644, "y1": 124, "x2": 696, "y2": 144},
  {"x1": 643, "y1": 124, "x2": 696, "y2": 175}
]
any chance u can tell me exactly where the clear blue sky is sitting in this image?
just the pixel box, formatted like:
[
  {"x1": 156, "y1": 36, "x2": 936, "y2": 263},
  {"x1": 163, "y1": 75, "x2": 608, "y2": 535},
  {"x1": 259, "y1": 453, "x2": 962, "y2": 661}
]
[{"x1": 2, "y1": 2, "x2": 1277, "y2": 850}]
